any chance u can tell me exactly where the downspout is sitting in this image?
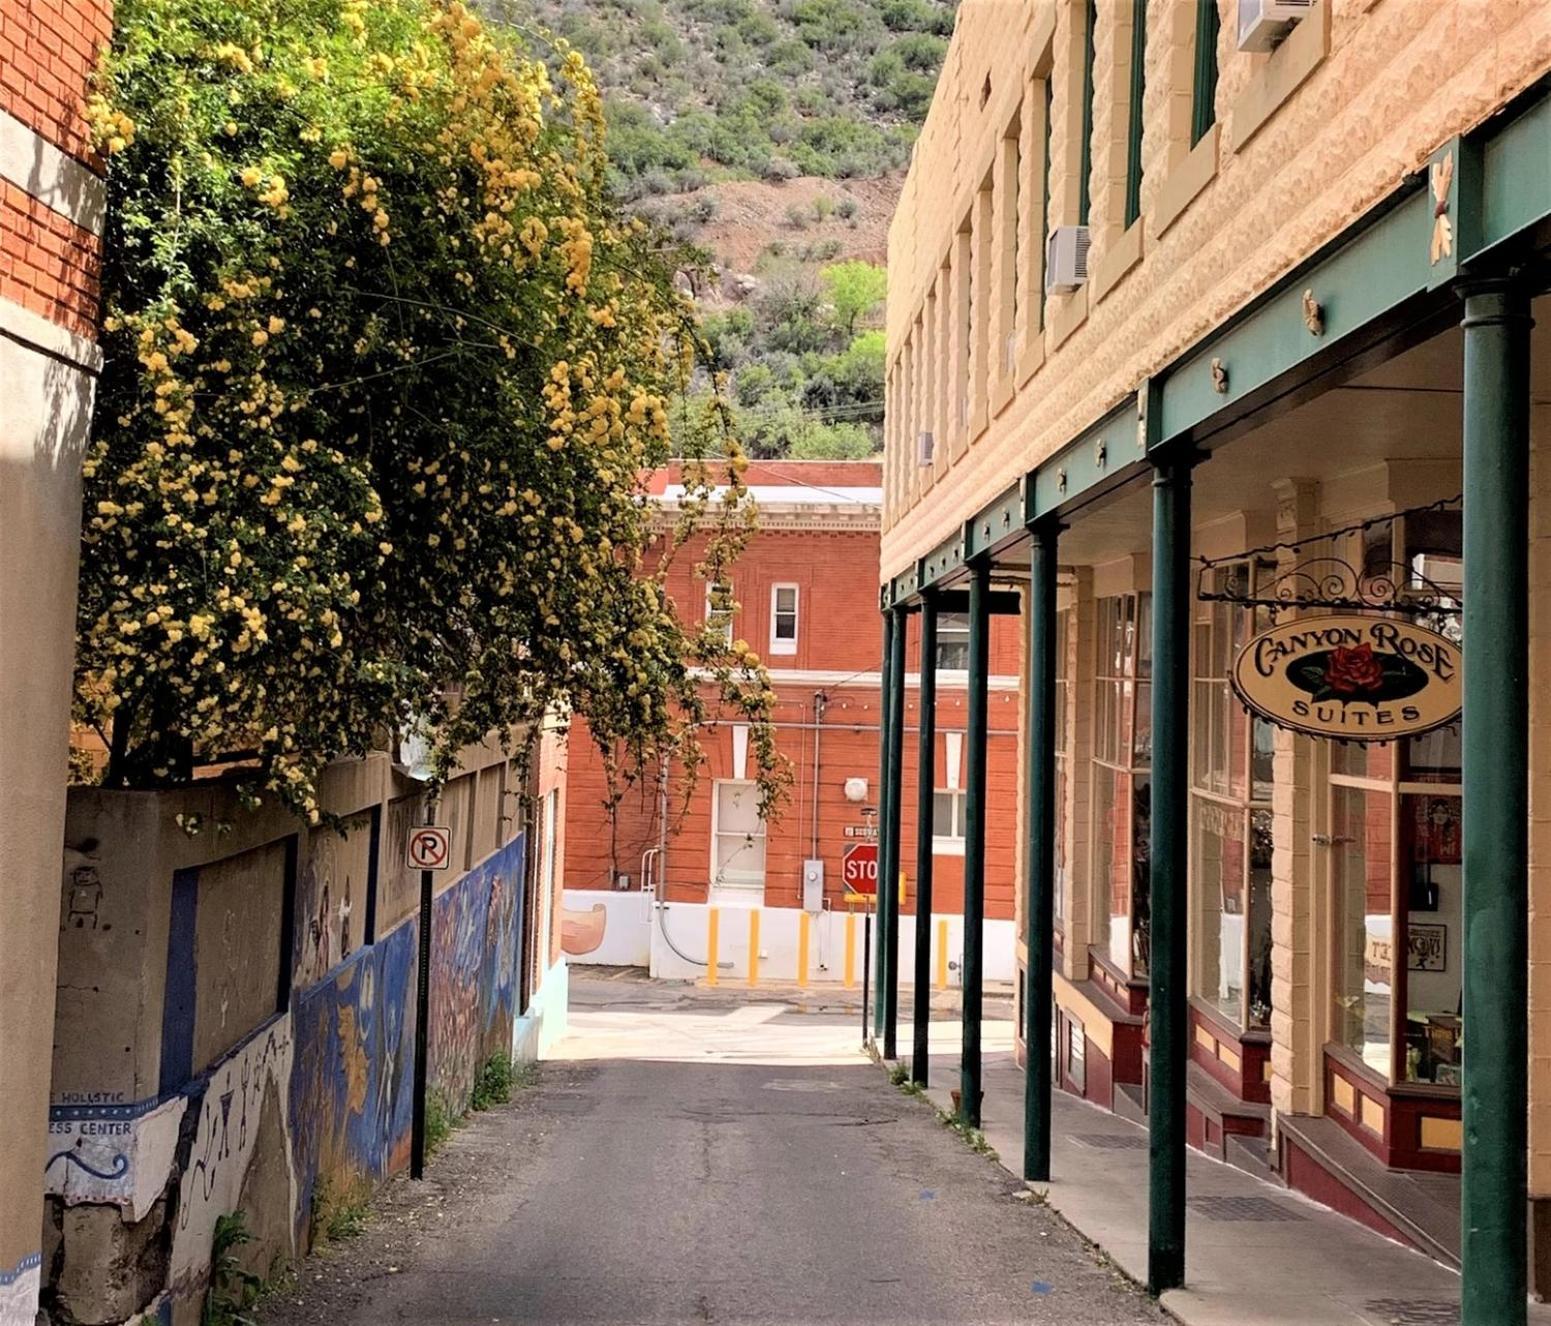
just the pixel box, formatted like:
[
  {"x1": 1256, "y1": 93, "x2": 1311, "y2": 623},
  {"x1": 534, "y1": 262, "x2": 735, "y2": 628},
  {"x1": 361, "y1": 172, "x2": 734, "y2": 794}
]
[{"x1": 810, "y1": 690, "x2": 827, "y2": 858}]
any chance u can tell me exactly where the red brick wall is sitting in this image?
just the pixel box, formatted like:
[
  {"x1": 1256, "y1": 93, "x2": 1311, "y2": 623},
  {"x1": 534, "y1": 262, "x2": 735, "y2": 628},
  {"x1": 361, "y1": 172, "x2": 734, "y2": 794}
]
[
  {"x1": 565, "y1": 511, "x2": 1021, "y2": 918},
  {"x1": 0, "y1": 178, "x2": 101, "y2": 336},
  {"x1": 0, "y1": 0, "x2": 114, "y2": 165},
  {"x1": 0, "y1": 0, "x2": 110, "y2": 341}
]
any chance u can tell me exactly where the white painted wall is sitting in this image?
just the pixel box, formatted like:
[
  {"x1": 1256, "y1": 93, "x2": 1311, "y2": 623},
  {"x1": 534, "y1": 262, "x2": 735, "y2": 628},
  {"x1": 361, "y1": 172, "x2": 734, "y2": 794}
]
[{"x1": 642, "y1": 901, "x2": 1016, "y2": 988}]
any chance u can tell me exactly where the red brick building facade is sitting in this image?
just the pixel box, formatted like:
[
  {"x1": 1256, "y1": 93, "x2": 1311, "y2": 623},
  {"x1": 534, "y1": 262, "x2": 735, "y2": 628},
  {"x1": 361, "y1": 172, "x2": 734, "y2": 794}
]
[{"x1": 563, "y1": 461, "x2": 1021, "y2": 927}]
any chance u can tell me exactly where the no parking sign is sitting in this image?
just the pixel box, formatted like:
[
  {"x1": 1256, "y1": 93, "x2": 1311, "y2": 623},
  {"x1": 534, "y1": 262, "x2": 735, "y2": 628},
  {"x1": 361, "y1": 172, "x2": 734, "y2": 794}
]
[{"x1": 407, "y1": 825, "x2": 452, "y2": 871}]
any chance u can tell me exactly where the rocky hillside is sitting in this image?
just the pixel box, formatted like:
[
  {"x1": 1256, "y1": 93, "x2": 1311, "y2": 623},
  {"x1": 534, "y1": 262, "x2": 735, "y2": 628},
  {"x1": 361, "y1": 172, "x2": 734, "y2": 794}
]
[{"x1": 487, "y1": 0, "x2": 956, "y2": 456}]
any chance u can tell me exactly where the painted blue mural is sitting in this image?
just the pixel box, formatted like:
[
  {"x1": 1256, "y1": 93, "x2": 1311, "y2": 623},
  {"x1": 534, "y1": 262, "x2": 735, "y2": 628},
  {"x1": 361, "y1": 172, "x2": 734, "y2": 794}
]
[
  {"x1": 288, "y1": 830, "x2": 525, "y2": 1234},
  {"x1": 429, "y1": 835, "x2": 526, "y2": 1114},
  {"x1": 287, "y1": 922, "x2": 417, "y2": 1232}
]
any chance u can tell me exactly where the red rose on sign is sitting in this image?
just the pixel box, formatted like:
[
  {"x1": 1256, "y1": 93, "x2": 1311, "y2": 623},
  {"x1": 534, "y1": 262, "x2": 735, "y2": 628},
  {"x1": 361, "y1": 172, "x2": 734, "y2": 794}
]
[{"x1": 1323, "y1": 643, "x2": 1384, "y2": 695}]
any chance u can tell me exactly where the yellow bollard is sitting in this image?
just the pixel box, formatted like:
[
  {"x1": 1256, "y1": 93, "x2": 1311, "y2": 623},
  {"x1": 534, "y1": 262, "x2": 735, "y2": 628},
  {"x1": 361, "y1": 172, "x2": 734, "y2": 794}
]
[
  {"x1": 935, "y1": 918, "x2": 949, "y2": 990},
  {"x1": 797, "y1": 911, "x2": 811, "y2": 987},
  {"x1": 707, "y1": 907, "x2": 720, "y2": 987},
  {"x1": 843, "y1": 912, "x2": 856, "y2": 988},
  {"x1": 748, "y1": 909, "x2": 760, "y2": 987}
]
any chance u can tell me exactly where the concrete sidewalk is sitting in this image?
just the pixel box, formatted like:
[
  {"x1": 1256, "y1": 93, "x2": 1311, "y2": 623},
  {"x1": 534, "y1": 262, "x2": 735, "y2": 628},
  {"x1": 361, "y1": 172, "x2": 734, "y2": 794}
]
[{"x1": 895, "y1": 1017, "x2": 1551, "y2": 1326}]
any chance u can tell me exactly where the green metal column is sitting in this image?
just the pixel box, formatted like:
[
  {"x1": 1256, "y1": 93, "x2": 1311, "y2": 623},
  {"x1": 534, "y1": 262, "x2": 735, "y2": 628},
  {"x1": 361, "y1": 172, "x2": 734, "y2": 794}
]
[
  {"x1": 960, "y1": 559, "x2": 991, "y2": 1126},
  {"x1": 1459, "y1": 277, "x2": 1532, "y2": 1326},
  {"x1": 874, "y1": 609, "x2": 895, "y2": 1041},
  {"x1": 1024, "y1": 523, "x2": 1058, "y2": 1181},
  {"x1": 882, "y1": 605, "x2": 907, "y2": 1059},
  {"x1": 1148, "y1": 454, "x2": 1193, "y2": 1293},
  {"x1": 912, "y1": 592, "x2": 938, "y2": 1085}
]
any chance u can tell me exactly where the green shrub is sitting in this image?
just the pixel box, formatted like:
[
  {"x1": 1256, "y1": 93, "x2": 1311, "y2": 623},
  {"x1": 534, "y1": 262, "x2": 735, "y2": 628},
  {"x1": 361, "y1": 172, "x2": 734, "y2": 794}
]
[{"x1": 472, "y1": 1053, "x2": 516, "y2": 1111}]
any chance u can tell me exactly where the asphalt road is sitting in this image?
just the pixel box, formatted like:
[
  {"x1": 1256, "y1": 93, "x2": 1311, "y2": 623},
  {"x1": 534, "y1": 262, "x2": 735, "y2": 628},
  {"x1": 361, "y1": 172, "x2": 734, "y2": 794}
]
[{"x1": 261, "y1": 974, "x2": 1163, "y2": 1326}]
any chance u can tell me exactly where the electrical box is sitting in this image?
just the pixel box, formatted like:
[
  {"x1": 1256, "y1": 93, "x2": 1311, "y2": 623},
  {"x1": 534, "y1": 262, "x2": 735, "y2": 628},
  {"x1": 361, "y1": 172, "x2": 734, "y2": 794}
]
[{"x1": 801, "y1": 859, "x2": 825, "y2": 912}]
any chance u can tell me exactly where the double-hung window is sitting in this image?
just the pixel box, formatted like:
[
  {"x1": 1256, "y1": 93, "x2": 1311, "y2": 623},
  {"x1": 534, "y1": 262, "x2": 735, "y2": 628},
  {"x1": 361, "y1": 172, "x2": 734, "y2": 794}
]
[
  {"x1": 770, "y1": 584, "x2": 798, "y2": 656},
  {"x1": 705, "y1": 579, "x2": 734, "y2": 647},
  {"x1": 932, "y1": 788, "x2": 967, "y2": 856},
  {"x1": 936, "y1": 611, "x2": 971, "y2": 670}
]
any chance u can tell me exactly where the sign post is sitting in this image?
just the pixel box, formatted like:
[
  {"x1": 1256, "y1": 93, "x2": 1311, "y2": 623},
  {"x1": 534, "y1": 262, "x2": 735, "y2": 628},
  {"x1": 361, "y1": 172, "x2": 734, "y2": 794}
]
[{"x1": 409, "y1": 817, "x2": 451, "y2": 1179}]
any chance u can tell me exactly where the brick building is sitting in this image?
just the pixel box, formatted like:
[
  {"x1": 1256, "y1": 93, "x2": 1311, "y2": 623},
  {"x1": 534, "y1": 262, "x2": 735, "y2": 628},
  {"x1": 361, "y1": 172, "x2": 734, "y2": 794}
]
[
  {"x1": 0, "y1": 1, "x2": 110, "y2": 1320},
  {"x1": 561, "y1": 459, "x2": 1021, "y2": 986}
]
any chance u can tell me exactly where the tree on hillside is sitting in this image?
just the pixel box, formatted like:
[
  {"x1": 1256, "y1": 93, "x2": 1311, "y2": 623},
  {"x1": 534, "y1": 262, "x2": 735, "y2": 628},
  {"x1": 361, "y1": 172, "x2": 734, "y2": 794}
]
[
  {"x1": 821, "y1": 260, "x2": 886, "y2": 336},
  {"x1": 78, "y1": 0, "x2": 787, "y2": 819}
]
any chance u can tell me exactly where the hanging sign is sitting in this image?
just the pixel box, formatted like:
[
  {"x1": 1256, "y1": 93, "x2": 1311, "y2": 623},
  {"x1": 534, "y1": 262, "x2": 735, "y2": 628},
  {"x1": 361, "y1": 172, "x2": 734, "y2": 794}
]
[{"x1": 1230, "y1": 614, "x2": 1461, "y2": 742}]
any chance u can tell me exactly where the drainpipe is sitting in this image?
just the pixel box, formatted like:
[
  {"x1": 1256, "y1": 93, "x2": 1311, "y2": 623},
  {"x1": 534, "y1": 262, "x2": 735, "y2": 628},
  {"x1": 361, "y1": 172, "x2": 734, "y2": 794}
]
[{"x1": 810, "y1": 690, "x2": 828, "y2": 859}]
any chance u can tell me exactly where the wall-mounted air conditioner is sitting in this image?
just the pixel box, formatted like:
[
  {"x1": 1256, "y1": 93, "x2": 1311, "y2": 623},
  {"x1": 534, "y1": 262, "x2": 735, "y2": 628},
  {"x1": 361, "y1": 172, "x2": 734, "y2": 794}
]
[
  {"x1": 917, "y1": 430, "x2": 935, "y2": 467},
  {"x1": 1238, "y1": 0, "x2": 1314, "y2": 53},
  {"x1": 1045, "y1": 225, "x2": 1090, "y2": 296}
]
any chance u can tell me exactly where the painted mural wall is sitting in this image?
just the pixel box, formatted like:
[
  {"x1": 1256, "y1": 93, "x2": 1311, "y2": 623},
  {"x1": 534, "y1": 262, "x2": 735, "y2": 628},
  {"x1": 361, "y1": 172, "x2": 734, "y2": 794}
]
[{"x1": 44, "y1": 788, "x2": 528, "y2": 1326}]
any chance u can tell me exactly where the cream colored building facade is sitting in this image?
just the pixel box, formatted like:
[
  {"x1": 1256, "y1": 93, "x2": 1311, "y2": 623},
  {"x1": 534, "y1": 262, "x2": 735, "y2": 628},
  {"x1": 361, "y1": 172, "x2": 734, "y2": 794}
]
[{"x1": 879, "y1": 0, "x2": 1551, "y2": 1314}]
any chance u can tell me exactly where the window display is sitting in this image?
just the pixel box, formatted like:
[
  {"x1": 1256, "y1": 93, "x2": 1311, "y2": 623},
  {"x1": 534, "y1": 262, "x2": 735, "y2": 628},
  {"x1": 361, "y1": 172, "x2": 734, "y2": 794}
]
[{"x1": 1092, "y1": 593, "x2": 1150, "y2": 977}]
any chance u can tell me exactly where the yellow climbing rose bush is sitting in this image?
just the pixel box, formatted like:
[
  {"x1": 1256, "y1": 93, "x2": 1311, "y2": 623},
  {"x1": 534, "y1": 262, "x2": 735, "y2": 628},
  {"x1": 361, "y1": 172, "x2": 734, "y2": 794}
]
[{"x1": 78, "y1": 0, "x2": 786, "y2": 819}]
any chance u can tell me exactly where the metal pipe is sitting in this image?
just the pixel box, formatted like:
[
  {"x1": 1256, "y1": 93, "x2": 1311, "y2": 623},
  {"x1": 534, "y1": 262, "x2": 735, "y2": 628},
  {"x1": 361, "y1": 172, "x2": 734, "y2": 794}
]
[
  {"x1": 912, "y1": 593, "x2": 938, "y2": 1086},
  {"x1": 1148, "y1": 454, "x2": 1193, "y2": 1293},
  {"x1": 874, "y1": 612, "x2": 894, "y2": 1041},
  {"x1": 881, "y1": 608, "x2": 907, "y2": 1060},
  {"x1": 810, "y1": 690, "x2": 827, "y2": 859},
  {"x1": 1024, "y1": 523, "x2": 1059, "y2": 1181},
  {"x1": 959, "y1": 561, "x2": 990, "y2": 1126},
  {"x1": 410, "y1": 792, "x2": 438, "y2": 1180},
  {"x1": 1459, "y1": 276, "x2": 1531, "y2": 1326}
]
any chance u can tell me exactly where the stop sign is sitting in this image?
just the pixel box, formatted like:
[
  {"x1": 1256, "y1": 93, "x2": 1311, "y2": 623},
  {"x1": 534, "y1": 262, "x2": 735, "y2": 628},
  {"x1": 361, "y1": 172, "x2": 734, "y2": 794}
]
[{"x1": 842, "y1": 842, "x2": 879, "y2": 894}]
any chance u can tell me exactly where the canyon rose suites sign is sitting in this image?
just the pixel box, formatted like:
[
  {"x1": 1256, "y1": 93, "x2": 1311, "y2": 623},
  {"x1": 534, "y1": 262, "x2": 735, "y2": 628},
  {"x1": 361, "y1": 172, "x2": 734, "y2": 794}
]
[{"x1": 1230, "y1": 614, "x2": 1462, "y2": 742}]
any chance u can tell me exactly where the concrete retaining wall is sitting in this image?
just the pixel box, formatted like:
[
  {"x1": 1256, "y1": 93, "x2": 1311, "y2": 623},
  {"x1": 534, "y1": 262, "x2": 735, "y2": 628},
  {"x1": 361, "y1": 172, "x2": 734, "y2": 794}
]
[{"x1": 43, "y1": 749, "x2": 544, "y2": 1325}]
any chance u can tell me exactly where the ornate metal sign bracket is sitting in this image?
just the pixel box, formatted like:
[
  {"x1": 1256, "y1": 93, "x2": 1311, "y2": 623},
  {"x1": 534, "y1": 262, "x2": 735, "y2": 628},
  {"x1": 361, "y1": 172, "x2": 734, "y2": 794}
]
[{"x1": 1196, "y1": 496, "x2": 1463, "y2": 619}]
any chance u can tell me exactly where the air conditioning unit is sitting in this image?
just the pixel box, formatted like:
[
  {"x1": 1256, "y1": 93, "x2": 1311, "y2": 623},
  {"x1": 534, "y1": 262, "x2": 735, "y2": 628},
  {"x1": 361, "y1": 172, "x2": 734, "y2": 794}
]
[
  {"x1": 916, "y1": 430, "x2": 935, "y2": 467},
  {"x1": 1238, "y1": 0, "x2": 1313, "y2": 53},
  {"x1": 1045, "y1": 225, "x2": 1090, "y2": 296}
]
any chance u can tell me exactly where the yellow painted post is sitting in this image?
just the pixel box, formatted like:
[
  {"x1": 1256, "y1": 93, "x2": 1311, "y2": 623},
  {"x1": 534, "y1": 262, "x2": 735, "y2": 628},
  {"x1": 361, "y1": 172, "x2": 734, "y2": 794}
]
[
  {"x1": 935, "y1": 918, "x2": 949, "y2": 990},
  {"x1": 707, "y1": 907, "x2": 720, "y2": 987},
  {"x1": 844, "y1": 912, "x2": 857, "y2": 988},
  {"x1": 797, "y1": 911, "x2": 811, "y2": 987},
  {"x1": 748, "y1": 909, "x2": 761, "y2": 987}
]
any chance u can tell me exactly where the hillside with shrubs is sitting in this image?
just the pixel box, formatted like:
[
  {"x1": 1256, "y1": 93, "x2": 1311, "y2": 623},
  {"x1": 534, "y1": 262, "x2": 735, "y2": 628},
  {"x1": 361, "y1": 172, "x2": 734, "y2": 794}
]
[{"x1": 490, "y1": 0, "x2": 956, "y2": 458}]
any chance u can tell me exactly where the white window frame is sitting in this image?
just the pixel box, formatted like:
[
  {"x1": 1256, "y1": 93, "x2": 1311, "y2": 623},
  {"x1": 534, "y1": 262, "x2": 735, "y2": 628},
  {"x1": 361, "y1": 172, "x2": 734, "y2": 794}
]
[
  {"x1": 710, "y1": 778, "x2": 766, "y2": 896},
  {"x1": 936, "y1": 611, "x2": 971, "y2": 672},
  {"x1": 769, "y1": 582, "x2": 799, "y2": 656},
  {"x1": 932, "y1": 787, "x2": 967, "y2": 857},
  {"x1": 705, "y1": 579, "x2": 734, "y2": 647}
]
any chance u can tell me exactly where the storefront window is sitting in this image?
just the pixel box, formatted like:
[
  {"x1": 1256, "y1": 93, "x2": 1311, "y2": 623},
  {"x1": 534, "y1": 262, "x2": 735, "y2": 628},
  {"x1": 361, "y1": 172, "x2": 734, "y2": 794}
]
[
  {"x1": 1190, "y1": 564, "x2": 1274, "y2": 1027},
  {"x1": 1328, "y1": 509, "x2": 1462, "y2": 1088},
  {"x1": 1054, "y1": 608, "x2": 1072, "y2": 927},
  {"x1": 1092, "y1": 593, "x2": 1151, "y2": 977},
  {"x1": 1332, "y1": 784, "x2": 1391, "y2": 1074}
]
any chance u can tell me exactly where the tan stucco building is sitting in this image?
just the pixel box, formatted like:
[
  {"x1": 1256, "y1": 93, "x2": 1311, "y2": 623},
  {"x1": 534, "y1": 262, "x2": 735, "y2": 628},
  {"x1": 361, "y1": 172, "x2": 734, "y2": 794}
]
[{"x1": 875, "y1": 1, "x2": 1551, "y2": 1317}]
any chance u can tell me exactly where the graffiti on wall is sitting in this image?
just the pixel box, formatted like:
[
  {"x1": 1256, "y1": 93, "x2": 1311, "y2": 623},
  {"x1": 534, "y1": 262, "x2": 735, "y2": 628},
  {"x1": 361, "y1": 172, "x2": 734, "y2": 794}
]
[
  {"x1": 294, "y1": 813, "x2": 373, "y2": 989},
  {"x1": 429, "y1": 835, "x2": 524, "y2": 1114},
  {"x1": 0, "y1": 1254, "x2": 41, "y2": 1326},
  {"x1": 48, "y1": 818, "x2": 526, "y2": 1318},
  {"x1": 170, "y1": 1017, "x2": 297, "y2": 1291},
  {"x1": 44, "y1": 1094, "x2": 183, "y2": 1219},
  {"x1": 287, "y1": 921, "x2": 416, "y2": 1234}
]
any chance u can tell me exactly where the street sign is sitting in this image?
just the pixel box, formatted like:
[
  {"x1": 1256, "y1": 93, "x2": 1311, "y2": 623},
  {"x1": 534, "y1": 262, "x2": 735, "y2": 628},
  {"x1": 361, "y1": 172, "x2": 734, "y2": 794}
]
[
  {"x1": 843, "y1": 824, "x2": 879, "y2": 839},
  {"x1": 407, "y1": 825, "x2": 452, "y2": 871},
  {"x1": 842, "y1": 842, "x2": 879, "y2": 895}
]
